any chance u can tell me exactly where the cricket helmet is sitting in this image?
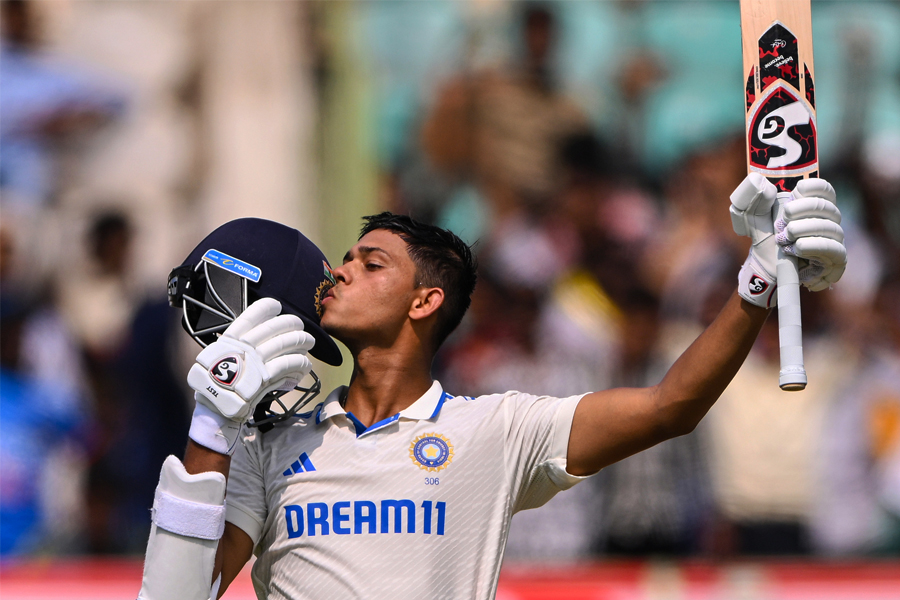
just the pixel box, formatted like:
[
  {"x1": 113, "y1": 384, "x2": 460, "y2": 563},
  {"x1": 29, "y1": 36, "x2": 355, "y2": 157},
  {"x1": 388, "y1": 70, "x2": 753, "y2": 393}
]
[{"x1": 168, "y1": 218, "x2": 342, "y2": 428}]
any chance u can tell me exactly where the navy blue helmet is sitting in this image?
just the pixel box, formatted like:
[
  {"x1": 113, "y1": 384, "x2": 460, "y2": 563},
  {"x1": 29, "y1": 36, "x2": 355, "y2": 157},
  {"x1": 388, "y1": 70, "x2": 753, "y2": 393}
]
[{"x1": 168, "y1": 218, "x2": 342, "y2": 428}]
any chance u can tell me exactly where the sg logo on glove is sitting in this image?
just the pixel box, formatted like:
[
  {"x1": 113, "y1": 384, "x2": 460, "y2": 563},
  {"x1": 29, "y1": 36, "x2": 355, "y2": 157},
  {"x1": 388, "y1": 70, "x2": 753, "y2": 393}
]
[
  {"x1": 211, "y1": 356, "x2": 241, "y2": 387},
  {"x1": 749, "y1": 275, "x2": 769, "y2": 295}
]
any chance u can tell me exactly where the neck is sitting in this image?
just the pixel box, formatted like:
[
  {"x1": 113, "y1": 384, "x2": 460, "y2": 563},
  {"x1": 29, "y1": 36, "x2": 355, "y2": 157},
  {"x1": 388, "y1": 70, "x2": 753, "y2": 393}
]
[{"x1": 343, "y1": 341, "x2": 434, "y2": 427}]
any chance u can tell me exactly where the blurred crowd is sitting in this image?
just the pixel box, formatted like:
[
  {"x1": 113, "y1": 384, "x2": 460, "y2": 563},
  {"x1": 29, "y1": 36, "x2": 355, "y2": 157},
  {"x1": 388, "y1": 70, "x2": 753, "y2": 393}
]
[{"x1": 2, "y1": 0, "x2": 899, "y2": 562}]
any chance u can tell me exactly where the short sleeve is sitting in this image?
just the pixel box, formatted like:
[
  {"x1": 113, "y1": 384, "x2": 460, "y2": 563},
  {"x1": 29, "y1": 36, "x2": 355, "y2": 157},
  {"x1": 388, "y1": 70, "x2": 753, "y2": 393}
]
[
  {"x1": 225, "y1": 430, "x2": 267, "y2": 545},
  {"x1": 503, "y1": 392, "x2": 592, "y2": 513}
]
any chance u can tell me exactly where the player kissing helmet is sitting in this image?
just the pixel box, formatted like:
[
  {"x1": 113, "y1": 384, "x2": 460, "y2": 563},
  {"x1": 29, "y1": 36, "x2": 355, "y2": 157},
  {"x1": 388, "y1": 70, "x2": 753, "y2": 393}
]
[{"x1": 167, "y1": 218, "x2": 342, "y2": 430}]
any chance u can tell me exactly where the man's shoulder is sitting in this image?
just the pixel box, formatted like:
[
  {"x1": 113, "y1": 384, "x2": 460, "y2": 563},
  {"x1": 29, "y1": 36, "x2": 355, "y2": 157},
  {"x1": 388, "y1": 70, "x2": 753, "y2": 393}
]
[
  {"x1": 237, "y1": 403, "x2": 326, "y2": 448},
  {"x1": 438, "y1": 389, "x2": 542, "y2": 413}
]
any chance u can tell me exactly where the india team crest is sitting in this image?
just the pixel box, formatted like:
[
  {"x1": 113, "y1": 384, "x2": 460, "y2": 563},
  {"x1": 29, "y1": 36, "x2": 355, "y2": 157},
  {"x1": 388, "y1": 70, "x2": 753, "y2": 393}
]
[
  {"x1": 314, "y1": 261, "x2": 337, "y2": 318},
  {"x1": 409, "y1": 433, "x2": 453, "y2": 472}
]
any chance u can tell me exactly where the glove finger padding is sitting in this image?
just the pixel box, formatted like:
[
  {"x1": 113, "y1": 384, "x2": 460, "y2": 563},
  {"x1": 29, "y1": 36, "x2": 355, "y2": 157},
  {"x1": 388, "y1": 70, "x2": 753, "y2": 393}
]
[
  {"x1": 792, "y1": 237, "x2": 848, "y2": 291},
  {"x1": 730, "y1": 172, "x2": 777, "y2": 214},
  {"x1": 779, "y1": 218, "x2": 844, "y2": 245},
  {"x1": 792, "y1": 236, "x2": 848, "y2": 262},
  {"x1": 256, "y1": 330, "x2": 316, "y2": 362},
  {"x1": 782, "y1": 197, "x2": 842, "y2": 223},
  {"x1": 774, "y1": 180, "x2": 847, "y2": 291},
  {"x1": 793, "y1": 177, "x2": 837, "y2": 204},
  {"x1": 188, "y1": 298, "x2": 314, "y2": 422},
  {"x1": 239, "y1": 313, "x2": 304, "y2": 347},
  {"x1": 222, "y1": 297, "x2": 283, "y2": 340},
  {"x1": 730, "y1": 173, "x2": 777, "y2": 239},
  {"x1": 265, "y1": 354, "x2": 312, "y2": 388}
]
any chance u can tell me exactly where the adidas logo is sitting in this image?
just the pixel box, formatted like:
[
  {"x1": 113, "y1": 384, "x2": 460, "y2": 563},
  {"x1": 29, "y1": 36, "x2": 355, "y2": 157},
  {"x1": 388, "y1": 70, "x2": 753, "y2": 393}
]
[{"x1": 282, "y1": 452, "x2": 316, "y2": 477}]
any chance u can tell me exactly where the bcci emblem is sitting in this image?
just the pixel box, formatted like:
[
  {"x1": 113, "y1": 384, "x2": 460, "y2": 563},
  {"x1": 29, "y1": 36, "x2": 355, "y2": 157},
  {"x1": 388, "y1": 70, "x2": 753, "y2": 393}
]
[
  {"x1": 314, "y1": 261, "x2": 337, "y2": 318},
  {"x1": 410, "y1": 433, "x2": 453, "y2": 472}
]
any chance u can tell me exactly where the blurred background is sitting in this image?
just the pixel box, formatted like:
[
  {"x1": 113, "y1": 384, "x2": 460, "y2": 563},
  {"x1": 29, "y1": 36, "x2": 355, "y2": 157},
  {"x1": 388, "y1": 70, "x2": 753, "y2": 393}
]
[{"x1": 1, "y1": 0, "x2": 899, "y2": 597}]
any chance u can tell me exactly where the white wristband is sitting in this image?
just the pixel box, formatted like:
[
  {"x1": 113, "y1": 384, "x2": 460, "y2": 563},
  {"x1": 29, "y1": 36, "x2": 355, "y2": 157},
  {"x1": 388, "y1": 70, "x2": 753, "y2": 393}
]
[{"x1": 189, "y1": 400, "x2": 242, "y2": 455}]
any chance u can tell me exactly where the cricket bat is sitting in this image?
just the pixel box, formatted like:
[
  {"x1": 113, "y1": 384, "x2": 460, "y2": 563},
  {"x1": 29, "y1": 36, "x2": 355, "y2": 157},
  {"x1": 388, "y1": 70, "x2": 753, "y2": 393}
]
[{"x1": 740, "y1": 0, "x2": 818, "y2": 391}]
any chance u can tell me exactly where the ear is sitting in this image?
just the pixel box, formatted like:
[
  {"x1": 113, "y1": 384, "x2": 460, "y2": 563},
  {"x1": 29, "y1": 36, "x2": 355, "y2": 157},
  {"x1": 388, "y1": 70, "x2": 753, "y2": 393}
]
[{"x1": 409, "y1": 287, "x2": 444, "y2": 322}]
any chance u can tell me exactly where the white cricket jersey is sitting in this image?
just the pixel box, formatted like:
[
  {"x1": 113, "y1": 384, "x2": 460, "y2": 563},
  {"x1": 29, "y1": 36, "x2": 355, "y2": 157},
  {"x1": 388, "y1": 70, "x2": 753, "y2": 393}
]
[{"x1": 225, "y1": 381, "x2": 588, "y2": 600}]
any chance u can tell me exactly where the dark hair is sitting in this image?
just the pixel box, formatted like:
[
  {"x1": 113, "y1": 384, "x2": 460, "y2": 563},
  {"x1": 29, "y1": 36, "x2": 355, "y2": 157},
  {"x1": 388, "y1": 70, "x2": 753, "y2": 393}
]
[
  {"x1": 360, "y1": 212, "x2": 477, "y2": 349},
  {"x1": 522, "y1": 2, "x2": 554, "y2": 30},
  {"x1": 88, "y1": 211, "x2": 131, "y2": 257}
]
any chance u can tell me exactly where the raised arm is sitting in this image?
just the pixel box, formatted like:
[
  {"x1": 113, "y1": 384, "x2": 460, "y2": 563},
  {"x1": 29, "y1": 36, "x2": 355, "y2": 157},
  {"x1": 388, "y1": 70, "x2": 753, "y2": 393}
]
[
  {"x1": 139, "y1": 298, "x2": 314, "y2": 600},
  {"x1": 567, "y1": 291, "x2": 766, "y2": 475},
  {"x1": 566, "y1": 175, "x2": 847, "y2": 476}
]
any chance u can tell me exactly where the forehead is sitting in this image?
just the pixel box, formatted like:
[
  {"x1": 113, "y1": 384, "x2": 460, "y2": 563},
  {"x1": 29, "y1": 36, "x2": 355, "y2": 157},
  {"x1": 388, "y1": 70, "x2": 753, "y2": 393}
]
[{"x1": 351, "y1": 229, "x2": 412, "y2": 263}]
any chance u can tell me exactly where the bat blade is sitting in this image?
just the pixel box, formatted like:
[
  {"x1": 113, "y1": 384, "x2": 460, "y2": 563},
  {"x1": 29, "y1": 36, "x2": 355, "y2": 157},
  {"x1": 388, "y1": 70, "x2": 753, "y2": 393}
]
[{"x1": 740, "y1": 0, "x2": 817, "y2": 391}]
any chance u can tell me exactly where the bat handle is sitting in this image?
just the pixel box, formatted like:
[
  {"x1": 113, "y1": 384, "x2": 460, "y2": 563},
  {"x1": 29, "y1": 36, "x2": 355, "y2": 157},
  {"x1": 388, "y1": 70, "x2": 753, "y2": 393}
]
[{"x1": 775, "y1": 191, "x2": 806, "y2": 391}]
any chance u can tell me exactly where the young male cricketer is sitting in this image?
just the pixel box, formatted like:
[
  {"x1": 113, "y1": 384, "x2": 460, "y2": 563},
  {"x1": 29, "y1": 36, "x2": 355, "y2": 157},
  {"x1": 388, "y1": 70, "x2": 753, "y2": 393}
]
[{"x1": 139, "y1": 174, "x2": 847, "y2": 600}]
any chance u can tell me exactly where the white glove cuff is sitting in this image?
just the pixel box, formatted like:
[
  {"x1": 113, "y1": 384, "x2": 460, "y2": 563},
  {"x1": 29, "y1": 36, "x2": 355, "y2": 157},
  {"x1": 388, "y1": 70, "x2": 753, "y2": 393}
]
[
  {"x1": 738, "y1": 257, "x2": 777, "y2": 309},
  {"x1": 189, "y1": 399, "x2": 242, "y2": 456}
]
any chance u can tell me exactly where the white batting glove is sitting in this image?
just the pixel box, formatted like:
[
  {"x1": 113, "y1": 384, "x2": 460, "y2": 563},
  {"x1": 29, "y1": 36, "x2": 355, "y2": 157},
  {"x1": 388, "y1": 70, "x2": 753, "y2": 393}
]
[
  {"x1": 775, "y1": 178, "x2": 847, "y2": 292},
  {"x1": 187, "y1": 297, "x2": 314, "y2": 454},
  {"x1": 730, "y1": 174, "x2": 846, "y2": 308}
]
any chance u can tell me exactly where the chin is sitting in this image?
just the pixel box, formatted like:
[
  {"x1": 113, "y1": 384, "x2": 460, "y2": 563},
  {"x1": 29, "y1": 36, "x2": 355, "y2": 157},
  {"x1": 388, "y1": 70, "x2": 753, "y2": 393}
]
[
  {"x1": 321, "y1": 313, "x2": 348, "y2": 340},
  {"x1": 320, "y1": 312, "x2": 337, "y2": 334}
]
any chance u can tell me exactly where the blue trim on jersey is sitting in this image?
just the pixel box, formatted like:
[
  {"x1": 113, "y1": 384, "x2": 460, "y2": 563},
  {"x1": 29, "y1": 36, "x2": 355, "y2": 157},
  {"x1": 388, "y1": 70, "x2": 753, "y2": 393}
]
[
  {"x1": 429, "y1": 391, "x2": 450, "y2": 419},
  {"x1": 344, "y1": 412, "x2": 368, "y2": 436},
  {"x1": 364, "y1": 413, "x2": 400, "y2": 435},
  {"x1": 294, "y1": 402, "x2": 324, "y2": 421},
  {"x1": 345, "y1": 412, "x2": 401, "y2": 437},
  {"x1": 315, "y1": 382, "x2": 451, "y2": 436}
]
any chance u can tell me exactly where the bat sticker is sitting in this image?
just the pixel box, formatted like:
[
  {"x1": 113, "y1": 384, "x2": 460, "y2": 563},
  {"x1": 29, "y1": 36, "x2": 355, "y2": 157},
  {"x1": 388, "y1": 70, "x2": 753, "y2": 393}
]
[
  {"x1": 748, "y1": 83, "x2": 817, "y2": 175},
  {"x1": 758, "y1": 21, "x2": 799, "y2": 91},
  {"x1": 746, "y1": 68, "x2": 756, "y2": 110},
  {"x1": 804, "y1": 64, "x2": 815, "y2": 107}
]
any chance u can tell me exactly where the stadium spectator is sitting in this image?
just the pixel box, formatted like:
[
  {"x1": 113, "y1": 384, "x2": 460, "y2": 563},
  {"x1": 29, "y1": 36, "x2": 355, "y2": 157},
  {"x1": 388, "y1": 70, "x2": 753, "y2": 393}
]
[
  {"x1": 597, "y1": 288, "x2": 713, "y2": 556},
  {"x1": 421, "y1": 2, "x2": 588, "y2": 224},
  {"x1": 57, "y1": 210, "x2": 142, "y2": 552},
  {"x1": 0, "y1": 295, "x2": 87, "y2": 555},
  {"x1": 0, "y1": 0, "x2": 124, "y2": 209}
]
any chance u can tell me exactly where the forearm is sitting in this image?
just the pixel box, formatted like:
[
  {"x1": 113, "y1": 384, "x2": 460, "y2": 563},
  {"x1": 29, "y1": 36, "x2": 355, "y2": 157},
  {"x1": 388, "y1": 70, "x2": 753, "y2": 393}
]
[
  {"x1": 184, "y1": 439, "x2": 232, "y2": 478},
  {"x1": 181, "y1": 439, "x2": 234, "y2": 595},
  {"x1": 653, "y1": 290, "x2": 770, "y2": 435}
]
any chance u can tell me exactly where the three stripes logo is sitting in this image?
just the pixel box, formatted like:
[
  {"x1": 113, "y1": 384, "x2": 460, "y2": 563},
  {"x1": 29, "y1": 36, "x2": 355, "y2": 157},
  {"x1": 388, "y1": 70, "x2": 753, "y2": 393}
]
[{"x1": 282, "y1": 452, "x2": 316, "y2": 477}]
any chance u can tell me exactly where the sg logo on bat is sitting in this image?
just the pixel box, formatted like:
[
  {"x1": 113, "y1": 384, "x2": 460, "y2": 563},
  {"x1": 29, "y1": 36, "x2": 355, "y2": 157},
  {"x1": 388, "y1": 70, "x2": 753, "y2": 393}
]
[
  {"x1": 746, "y1": 20, "x2": 818, "y2": 190},
  {"x1": 748, "y1": 84, "x2": 816, "y2": 173}
]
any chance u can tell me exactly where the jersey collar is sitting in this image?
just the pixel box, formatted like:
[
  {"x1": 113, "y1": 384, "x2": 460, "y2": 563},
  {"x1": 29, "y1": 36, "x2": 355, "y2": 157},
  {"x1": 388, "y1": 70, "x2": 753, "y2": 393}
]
[{"x1": 315, "y1": 380, "x2": 449, "y2": 437}]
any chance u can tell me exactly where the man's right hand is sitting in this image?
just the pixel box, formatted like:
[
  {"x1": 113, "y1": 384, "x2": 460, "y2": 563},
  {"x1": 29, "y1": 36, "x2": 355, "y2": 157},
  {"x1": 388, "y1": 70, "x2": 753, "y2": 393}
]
[
  {"x1": 187, "y1": 297, "x2": 314, "y2": 454},
  {"x1": 730, "y1": 173, "x2": 846, "y2": 308}
]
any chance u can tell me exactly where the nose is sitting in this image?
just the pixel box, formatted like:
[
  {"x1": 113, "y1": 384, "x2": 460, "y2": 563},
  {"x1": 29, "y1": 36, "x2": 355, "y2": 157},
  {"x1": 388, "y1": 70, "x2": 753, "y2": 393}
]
[{"x1": 331, "y1": 263, "x2": 350, "y2": 284}]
